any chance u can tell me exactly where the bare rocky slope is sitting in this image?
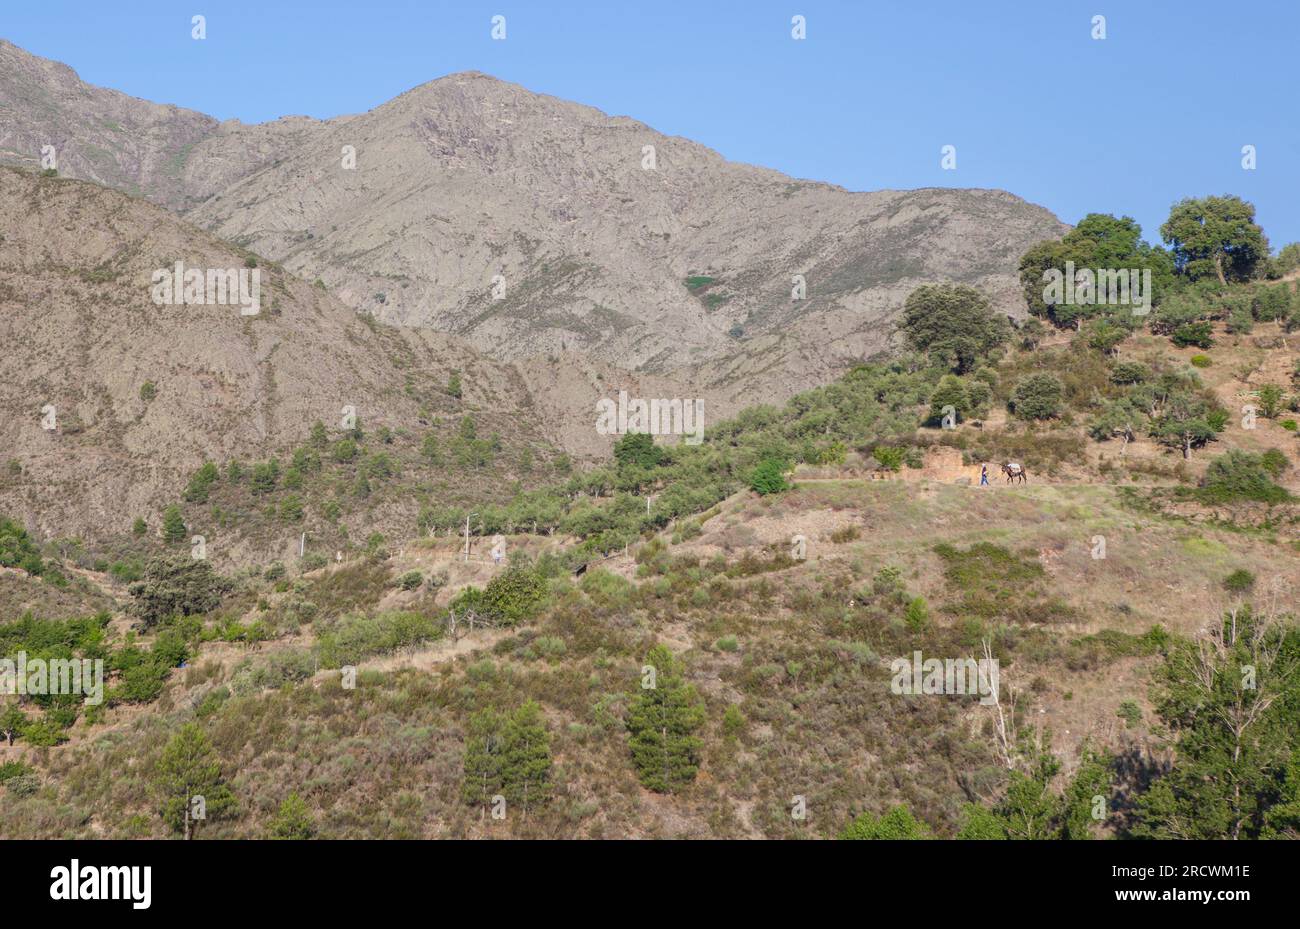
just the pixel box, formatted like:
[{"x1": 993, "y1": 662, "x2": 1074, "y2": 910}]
[
  {"x1": 0, "y1": 166, "x2": 549, "y2": 542},
  {"x1": 1, "y1": 39, "x2": 1067, "y2": 404},
  {"x1": 0, "y1": 39, "x2": 217, "y2": 208}
]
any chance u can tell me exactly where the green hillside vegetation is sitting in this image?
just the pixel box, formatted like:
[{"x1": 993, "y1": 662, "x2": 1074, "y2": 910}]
[{"x1": 1, "y1": 194, "x2": 1298, "y2": 839}]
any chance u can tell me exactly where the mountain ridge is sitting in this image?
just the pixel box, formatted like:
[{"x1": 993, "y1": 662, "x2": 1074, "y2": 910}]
[{"x1": 2, "y1": 39, "x2": 1067, "y2": 383}]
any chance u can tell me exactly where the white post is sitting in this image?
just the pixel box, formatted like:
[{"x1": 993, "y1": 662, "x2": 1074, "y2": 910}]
[{"x1": 463, "y1": 513, "x2": 477, "y2": 562}]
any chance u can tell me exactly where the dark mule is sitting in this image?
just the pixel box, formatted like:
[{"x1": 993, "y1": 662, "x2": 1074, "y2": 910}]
[{"x1": 1001, "y1": 462, "x2": 1027, "y2": 484}]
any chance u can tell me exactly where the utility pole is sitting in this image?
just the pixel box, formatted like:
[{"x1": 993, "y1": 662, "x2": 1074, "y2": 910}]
[
  {"x1": 299, "y1": 532, "x2": 306, "y2": 558},
  {"x1": 463, "y1": 513, "x2": 478, "y2": 562}
]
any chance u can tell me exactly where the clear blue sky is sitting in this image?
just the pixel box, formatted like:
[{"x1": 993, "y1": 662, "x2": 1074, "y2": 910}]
[{"x1": 5, "y1": 0, "x2": 1297, "y2": 248}]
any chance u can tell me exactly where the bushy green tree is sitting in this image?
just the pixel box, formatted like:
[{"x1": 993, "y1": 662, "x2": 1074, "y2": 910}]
[
  {"x1": 872, "y1": 446, "x2": 906, "y2": 471},
  {"x1": 291, "y1": 446, "x2": 322, "y2": 473},
  {"x1": 613, "y1": 432, "x2": 663, "y2": 470},
  {"x1": 0, "y1": 516, "x2": 44, "y2": 574},
  {"x1": 128, "y1": 556, "x2": 230, "y2": 628},
  {"x1": 1150, "y1": 290, "x2": 1210, "y2": 336},
  {"x1": 1010, "y1": 373, "x2": 1064, "y2": 420},
  {"x1": 0, "y1": 705, "x2": 27, "y2": 746},
  {"x1": 959, "y1": 749, "x2": 1113, "y2": 840},
  {"x1": 1260, "y1": 448, "x2": 1289, "y2": 480},
  {"x1": 749, "y1": 458, "x2": 789, "y2": 495},
  {"x1": 279, "y1": 495, "x2": 304, "y2": 522},
  {"x1": 1253, "y1": 283, "x2": 1293, "y2": 322},
  {"x1": 901, "y1": 284, "x2": 1010, "y2": 373},
  {"x1": 1149, "y1": 383, "x2": 1224, "y2": 459},
  {"x1": 840, "y1": 804, "x2": 930, "y2": 839},
  {"x1": 482, "y1": 566, "x2": 546, "y2": 625},
  {"x1": 1088, "y1": 397, "x2": 1148, "y2": 448},
  {"x1": 956, "y1": 803, "x2": 1007, "y2": 839},
  {"x1": 1161, "y1": 195, "x2": 1269, "y2": 283},
  {"x1": 1222, "y1": 568, "x2": 1256, "y2": 595},
  {"x1": 1171, "y1": 321, "x2": 1214, "y2": 348},
  {"x1": 1059, "y1": 748, "x2": 1112, "y2": 839},
  {"x1": 1084, "y1": 319, "x2": 1131, "y2": 354},
  {"x1": 1110, "y1": 360, "x2": 1149, "y2": 385},
  {"x1": 904, "y1": 596, "x2": 929, "y2": 631},
  {"x1": 1256, "y1": 384, "x2": 1285, "y2": 419},
  {"x1": 1133, "y1": 606, "x2": 1300, "y2": 839},
  {"x1": 1262, "y1": 750, "x2": 1300, "y2": 838},
  {"x1": 1200, "y1": 450, "x2": 1290, "y2": 503},
  {"x1": 1019, "y1": 214, "x2": 1174, "y2": 327},
  {"x1": 116, "y1": 661, "x2": 168, "y2": 703},
  {"x1": 999, "y1": 754, "x2": 1064, "y2": 839},
  {"x1": 1271, "y1": 242, "x2": 1300, "y2": 277},
  {"x1": 928, "y1": 374, "x2": 970, "y2": 425}
]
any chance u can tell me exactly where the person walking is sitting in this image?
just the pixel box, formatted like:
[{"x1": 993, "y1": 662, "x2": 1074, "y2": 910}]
[{"x1": 979, "y1": 463, "x2": 989, "y2": 487}]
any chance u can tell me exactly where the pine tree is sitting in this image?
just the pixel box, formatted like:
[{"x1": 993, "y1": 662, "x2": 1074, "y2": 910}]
[
  {"x1": 309, "y1": 420, "x2": 329, "y2": 449},
  {"x1": 1059, "y1": 747, "x2": 1112, "y2": 839},
  {"x1": 462, "y1": 707, "x2": 505, "y2": 812},
  {"x1": 462, "y1": 703, "x2": 553, "y2": 818},
  {"x1": 998, "y1": 754, "x2": 1064, "y2": 840},
  {"x1": 626, "y1": 644, "x2": 705, "y2": 792},
  {"x1": 154, "y1": 723, "x2": 235, "y2": 839},
  {"x1": 161, "y1": 504, "x2": 187, "y2": 544},
  {"x1": 267, "y1": 792, "x2": 316, "y2": 839},
  {"x1": 502, "y1": 700, "x2": 552, "y2": 816},
  {"x1": 421, "y1": 432, "x2": 442, "y2": 465},
  {"x1": 1133, "y1": 605, "x2": 1299, "y2": 839},
  {"x1": 183, "y1": 461, "x2": 220, "y2": 503}
]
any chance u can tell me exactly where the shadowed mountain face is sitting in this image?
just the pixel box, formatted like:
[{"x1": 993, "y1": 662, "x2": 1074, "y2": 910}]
[{"x1": 1, "y1": 40, "x2": 1066, "y2": 379}]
